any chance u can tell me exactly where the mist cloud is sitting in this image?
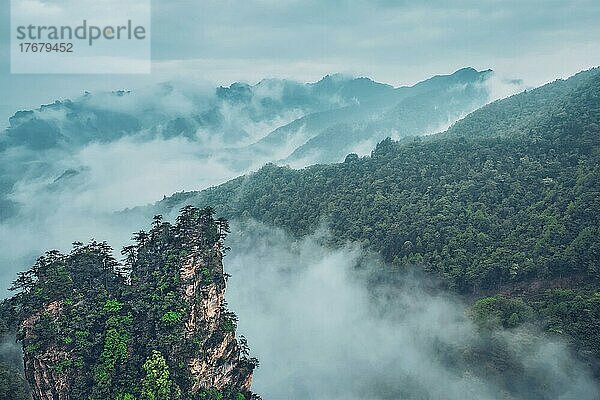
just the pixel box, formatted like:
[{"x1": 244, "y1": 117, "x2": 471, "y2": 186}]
[
  {"x1": 224, "y1": 221, "x2": 599, "y2": 400},
  {"x1": 0, "y1": 69, "x2": 527, "y2": 296}
]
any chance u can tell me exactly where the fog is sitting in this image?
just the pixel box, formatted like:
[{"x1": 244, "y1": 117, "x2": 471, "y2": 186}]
[
  {"x1": 0, "y1": 79, "x2": 306, "y2": 293},
  {"x1": 1, "y1": 216, "x2": 599, "y2": 399},
  {"x1": 225, "y1": 221, "x2": 599, "y2": 400},
  {"x1": 1, "y1": 73, "x2": 579, "y2": 399},
  {"x1": 0, "y1": 71, "x2": 523, "y2": 294}
]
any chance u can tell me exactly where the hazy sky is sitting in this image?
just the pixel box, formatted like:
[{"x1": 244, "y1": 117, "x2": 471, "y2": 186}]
[{"x1": 1, "y1": 0, "x2": 599, "y2": 124}]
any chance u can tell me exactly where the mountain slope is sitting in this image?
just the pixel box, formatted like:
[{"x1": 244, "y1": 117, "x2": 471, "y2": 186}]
[
  {"x1": 0, "y1": 68, "x2": 504, "y2": 225},
  {"x1": 156, "y1": 68, "x2": 599, "y2": 288},
  {"x1": 251, "y1": 67, "x2": 495, "y2": 165},
  {"x1": 150, "y1": 67, "x2": 600, "y2": 365}
]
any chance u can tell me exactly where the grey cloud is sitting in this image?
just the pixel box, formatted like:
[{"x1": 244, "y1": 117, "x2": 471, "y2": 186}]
[{"x1": 1, "y1": 0, "x2": 599, "y2": 123}]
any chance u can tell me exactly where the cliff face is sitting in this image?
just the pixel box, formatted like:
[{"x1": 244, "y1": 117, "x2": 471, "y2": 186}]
[
  {"x1": 181, "y1": 246, "x2": 253, "y2": 393},
  {"x1": 21, "y1": 301, "x2": 70, "y2": 400},
  {"x1": 12, "y1": 206, "x2": 257, "y2": 400}
]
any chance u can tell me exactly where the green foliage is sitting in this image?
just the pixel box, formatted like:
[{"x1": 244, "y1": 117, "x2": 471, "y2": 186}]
[
  {"x1": 197, "y1": 388, "x2": 224, "y2": 400},
  {"x1": 221, "y1": 319, "x2": 236, "y2": 333},
  {"x1": 24, "y1": 343, "x2": 39, "y2": 354},
  {"x1": 51, "y1": 359, "x2": 73, "y2": 373},
  {"x1": 220, "y1": 309, "x2": 238, "y2": 333},
  {"x1": 470, "y1": 295, "x2": 534, "y2": 329},
  {"x1": 160, "y1": 311, "x2": 182, "y2": 325},
  {"x1": 104, "y1": 299, "x2": 124, "y2": 313},
  {"x1": 471, "y1": 289, "x2": 600, "y2": 362},
  {"x1": 140, "y1": 351, "x2": 175, "y2": 400},
  {"x1": 0, "y1": 363, "x2": 30, "y2": 400},
  {"x1": 115, "y1": 393, "x2": 137, "y2": 400},
  {"x1": 200, "y1": 268, "x2": 213, "y2": 285},
  {"x1": 92, "y1": 316, "x2": 131, "y2": 396},
  {"x1": 533, "y1": 289, "x2": 600, "y2": 358}
]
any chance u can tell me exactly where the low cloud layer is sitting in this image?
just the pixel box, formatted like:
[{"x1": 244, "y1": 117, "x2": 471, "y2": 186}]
[
  {"x1": 224, "y1": 221, "x2": 599, "y2": 400},
  {"x1": 0, "y1": 71, "x2": 523, "y2": 294}
]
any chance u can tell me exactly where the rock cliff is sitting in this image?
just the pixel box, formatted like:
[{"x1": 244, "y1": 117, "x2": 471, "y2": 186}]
[{"x1": 11, "y1": 206, "x2": 257, "y2": 400}]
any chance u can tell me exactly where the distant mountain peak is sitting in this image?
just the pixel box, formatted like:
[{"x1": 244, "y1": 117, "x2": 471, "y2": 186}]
[
  {"x1": 454, "y1": 66, "x2": 478, "y2": 73},
  {"x1": 447, "y1": 67, "x2": 493, "y2": 79},
  {"x1": 315, "y1": 73, "x2": 348, "y2": 83},
  {"x1": 405, "y1": 67, "x2": 493, "y2": 92}
]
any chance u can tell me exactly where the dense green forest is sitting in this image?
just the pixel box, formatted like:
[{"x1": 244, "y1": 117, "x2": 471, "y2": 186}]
[
  {"x1": 1, "y1": 207, "x2": 258, "y2": 400},
  {"x1": 154, "y1": 68, "x2": 600, "y2": 369}
]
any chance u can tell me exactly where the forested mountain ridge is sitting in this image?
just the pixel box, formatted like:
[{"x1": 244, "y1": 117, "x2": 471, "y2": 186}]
[
  {"x1": 0, "y1": 68, "x2": 504, "y2": 224},
  {"x1": 149, "y1": 68, "x2": 600, "y2": 368},
  {"x1": 1, "y1": 207, "x2": 258, "y2": 400},
  {"x1": 446, "y1": 67, "x2": 599, "y2": 140}
]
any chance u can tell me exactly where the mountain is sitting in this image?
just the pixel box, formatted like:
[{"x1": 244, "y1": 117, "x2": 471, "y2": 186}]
[
  {"x1": 1, "y1": 207, "x2": 258, "y2": 400},
  {"x1": 248, "y1": 67, "x2": 494, "y2": 166},
  {"x1": 149, "y1": 68, "x2": 600, "y2": 369},
  {"x1": 0, "y1": 68, "x2": 506, "y2": 223}
]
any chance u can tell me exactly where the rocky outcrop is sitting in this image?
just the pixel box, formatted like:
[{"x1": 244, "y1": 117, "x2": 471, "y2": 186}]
[
  {"x1": 21, "y1": 302, "x2": 72, "y2": 400},
  {"x1": 181, "y1": 246, "x2": 253, "y2": 393},
  {"x1": 12, "y1": 207, "x2": 257, "y2": 400},
  {"x1": 23, "y1": 347, "x2": 71, "y2": 400}
]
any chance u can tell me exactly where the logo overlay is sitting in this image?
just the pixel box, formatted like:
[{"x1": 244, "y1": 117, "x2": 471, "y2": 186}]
[{"x1": 11, "y1": 0, "x2": 151, "y2": 74}]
